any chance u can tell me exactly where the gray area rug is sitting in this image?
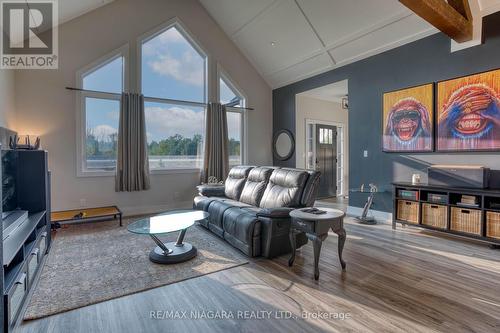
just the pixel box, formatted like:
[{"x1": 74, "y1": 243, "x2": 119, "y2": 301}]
[{"x1": 24, "y1": 218, "x2": 248, "y2": 320}]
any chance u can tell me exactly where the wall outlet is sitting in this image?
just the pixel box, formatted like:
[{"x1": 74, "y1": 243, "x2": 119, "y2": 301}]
[
  {"x1": 80, "y1": 199, "x2": 87, "y2": 207},
  {"x1": 363, "y1": 150, "x2": 368, "y2": 157}
]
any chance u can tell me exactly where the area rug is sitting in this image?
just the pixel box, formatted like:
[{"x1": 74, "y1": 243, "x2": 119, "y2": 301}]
[{"x1": 24, "y1": 217, "x2": 248, "y2": 320}]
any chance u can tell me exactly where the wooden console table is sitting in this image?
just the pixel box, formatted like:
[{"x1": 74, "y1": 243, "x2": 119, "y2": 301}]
[
  {"x1": 51, "y1": 206, "x2": 122, "y2": 227},
  {"x1": 393, "y1": 182, "x2": 500, "y2": 247},
  {"x1": 288, "y1": 208, "x2": 346, "y2": 280}
]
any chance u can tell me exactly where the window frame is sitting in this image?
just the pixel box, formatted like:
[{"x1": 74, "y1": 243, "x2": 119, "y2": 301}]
[
  {"x1": 217, "y1": 66, "x2": 248, "y2": 166},
  {"x1": 76, "y1": 44, "x2": 129, "y2": 177},
  {"x1": 137, "y1": 19, "x2": 209, "y2": 174}
]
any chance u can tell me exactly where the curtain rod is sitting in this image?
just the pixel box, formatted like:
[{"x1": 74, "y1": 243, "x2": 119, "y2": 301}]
[{"x1": 65, "y1": 87, "x2": 254, "y2": 110}]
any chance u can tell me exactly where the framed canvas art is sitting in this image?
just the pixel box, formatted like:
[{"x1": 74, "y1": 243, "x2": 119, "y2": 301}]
[
  {"x1": 437, "y1": 68, "x2": 500, "y2": 152},
  {"x1": 382, "y1": 83, "x2": 434, "y2": 152}
]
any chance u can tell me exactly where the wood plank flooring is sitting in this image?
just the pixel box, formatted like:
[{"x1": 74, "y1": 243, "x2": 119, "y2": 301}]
[{"x1": 16, "y1": 215, "x2": 500, "y2": 333}]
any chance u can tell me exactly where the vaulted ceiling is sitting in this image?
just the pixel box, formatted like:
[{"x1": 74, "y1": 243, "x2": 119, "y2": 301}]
[
  {"x1": 200, "y1": 0, "x2": 500, "y2": 89},
  {"x1": 17, "y1": 0, "x2": 114, "y2": 25},
  {"x1": 31, "y1": 0, "x2": 500, "y2": 88},
  {"x1": 58, "y1": 0, "x2": 114, "y2": 24}
]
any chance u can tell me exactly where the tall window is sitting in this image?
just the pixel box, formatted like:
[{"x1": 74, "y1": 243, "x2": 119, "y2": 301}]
[
  {"x1": 77, "y1": 19, "x2": 248, "y2": 176},
  {"x1": 219, "y1": 74, "x2": 245, "y2": 167},
  {"x1": 141, "y1": 24, "x2": 207, "y2": 170},
  {"x1": 79, "y1": 50, "x2": 126, "y2": 174}
]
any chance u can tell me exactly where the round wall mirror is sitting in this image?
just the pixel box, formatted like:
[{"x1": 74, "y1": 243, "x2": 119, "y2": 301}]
[{"x1": 273, "y1": 130, "x2": 295, "y2": 161}]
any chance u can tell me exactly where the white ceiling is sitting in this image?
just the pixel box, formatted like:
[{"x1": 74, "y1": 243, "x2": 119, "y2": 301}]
[
  {"x1": 200, "y1": 0, "x2": 500, "y2": 89},
  {"x1": 297, "y1": 80, "x2": 348, "y2": 103},
  {"x1": 20, "y1": 0, "x2": 114, "y2": 26},
  {"x1": 479, "y1": 0, "x2": 500, "y2": 15},
  {"x1": 199, "y1": 0, "x2": 436, "y2": 88},
  {"x1": 57, "y1": 0, "x2": 114, "y2": 25}
]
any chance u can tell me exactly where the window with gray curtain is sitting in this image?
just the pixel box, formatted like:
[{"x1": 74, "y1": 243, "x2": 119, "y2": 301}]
[{"x1": 115, "y1": 93, "x2": 151, "y2": 192}]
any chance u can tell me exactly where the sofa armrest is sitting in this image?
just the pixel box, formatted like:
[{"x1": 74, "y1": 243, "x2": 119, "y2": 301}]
[
  {"x1": 256, "y1": 207, "x2": 294, "y2": 218},
  {"x1": 197, "y1": 184, "x2": 225, "y2": 197}
]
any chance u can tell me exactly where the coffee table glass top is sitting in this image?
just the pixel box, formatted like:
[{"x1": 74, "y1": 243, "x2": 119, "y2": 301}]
[{"x1": 127, "y1": 210, "x2": 209, "y2": 235}]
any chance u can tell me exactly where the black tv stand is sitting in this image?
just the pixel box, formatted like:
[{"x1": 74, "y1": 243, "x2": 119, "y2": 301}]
[
  {"x1": 393, "y1": 182, "x2": 500, "y2": 247},
  {"x1": 0, "y1": 150, "x2": 51, "y2": 332}
]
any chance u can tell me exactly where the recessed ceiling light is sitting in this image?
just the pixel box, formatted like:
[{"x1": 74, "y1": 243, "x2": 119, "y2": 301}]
[{"x1": 270, "y1": 41, "x2": 277, "y2": 47}]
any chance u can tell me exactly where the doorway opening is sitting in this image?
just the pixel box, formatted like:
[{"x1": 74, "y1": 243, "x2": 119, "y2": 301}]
[{"x1": 295, "y1": 80, "x2": 348, "y2": 200}]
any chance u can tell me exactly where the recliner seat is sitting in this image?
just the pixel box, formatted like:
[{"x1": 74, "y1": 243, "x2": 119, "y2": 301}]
[{"x1": 194, "y1": 165, "x2": 320, "y2": 258}]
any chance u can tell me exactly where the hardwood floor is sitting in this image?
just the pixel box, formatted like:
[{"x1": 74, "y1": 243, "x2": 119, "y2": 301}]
[{"x1": 16, "y1": 216, "x2": 500, "y2": 333}]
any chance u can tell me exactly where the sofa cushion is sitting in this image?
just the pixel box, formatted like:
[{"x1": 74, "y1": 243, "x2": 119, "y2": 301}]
[
  {"x1": 224, "y1": 166, "x2": 253, "y2": 200},
  {"x1": 193, "y1": 195, "x2": 223, "y2": 212},
  {"x1": 223, "y1": 207, "x2": 261, "y2": 257},
  {"x1": 239, "y1": 167, "x2": 275, "y2": 206},
  {"x1": 206, "y1": 200, "x2": 252, "y2": 237},
  {"x1": 259, "y1": 168, "x2": 309, "y2": 208}
]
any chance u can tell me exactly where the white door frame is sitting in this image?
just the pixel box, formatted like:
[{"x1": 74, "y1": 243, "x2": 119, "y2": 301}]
[{"x1": 305, "y1": 118, "x2": 347, "y2": 197}]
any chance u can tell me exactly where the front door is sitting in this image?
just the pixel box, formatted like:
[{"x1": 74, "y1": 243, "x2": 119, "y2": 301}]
[{"x1": 316, "y1": 125, "x2": 337, "y2": 198}]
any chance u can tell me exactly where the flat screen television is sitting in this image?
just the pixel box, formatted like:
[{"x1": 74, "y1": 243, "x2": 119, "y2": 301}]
[{"x1": 2, "y1": 149, "x2": 18, "y2": 219}]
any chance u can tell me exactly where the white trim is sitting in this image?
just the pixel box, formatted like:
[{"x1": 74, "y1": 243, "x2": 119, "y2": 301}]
[
  {"x1": 346, "y1": 206, "x2": 392, "y2": 224},
  {"x1": 76, "y1": 44, "x2": 130, "y2": 178},
  {"x1": 305, "y1": 118, "x2": 347, "y2": 196},
  {"x1": 217, "y1": 64, "x2": 249, "y2": 165}
]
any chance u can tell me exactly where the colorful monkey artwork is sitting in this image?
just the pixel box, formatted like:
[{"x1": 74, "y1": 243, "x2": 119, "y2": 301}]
[
  {"x1": 437, "y1": 69, "x2": 500, "y2": 151},
  {"x1": 383, "y1": 84, "x2": 434, "y2": 152}
]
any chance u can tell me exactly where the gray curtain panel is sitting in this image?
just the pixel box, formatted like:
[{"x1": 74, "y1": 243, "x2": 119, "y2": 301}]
[
  {"x1": 203, "y1": 102, "x2": 230, "y2": 183},
  {"x1": 115, "y1": 93, "x2": 151, "y2": 192}
]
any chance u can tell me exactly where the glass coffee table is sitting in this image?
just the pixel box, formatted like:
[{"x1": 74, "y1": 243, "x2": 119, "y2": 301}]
[{"x1": 128, "y1": 210, "x2": 209, "y2": 264}]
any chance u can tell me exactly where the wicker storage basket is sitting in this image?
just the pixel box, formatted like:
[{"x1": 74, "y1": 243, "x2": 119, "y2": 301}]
[
  {"x1": 486, "y1": 211, "x2": 500, "y2": 239},
  {"x1": 422, "y1": 204, "x2": 447, "y2": 229},
  {"x1": 397, "y1": 200, "x2": 419, "y2": 224},
  {"x1": 450, "y1": 207, "x2": 481, "y2": 235}
]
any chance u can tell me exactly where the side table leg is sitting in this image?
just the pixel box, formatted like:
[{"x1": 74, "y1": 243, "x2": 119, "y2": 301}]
[
  {"x1": 288, "y1": 230, "x2": 297, "y2": 267},
  {"x1": 312, "y1": 238, "x2": 322, "y2": 280},
  {"x1": 334, "y1": 227, "x2": 347, "y2": 271}
]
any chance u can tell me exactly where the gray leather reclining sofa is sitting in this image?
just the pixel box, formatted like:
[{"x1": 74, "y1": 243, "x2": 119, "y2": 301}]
[{"x1": 193, "y1": 166, "x2": 321, "y2": 258}]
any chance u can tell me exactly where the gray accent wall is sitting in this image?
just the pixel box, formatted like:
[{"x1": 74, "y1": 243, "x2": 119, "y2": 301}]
[{"x1": 273, "y1": 12, "x2": 500, "y2": 212}]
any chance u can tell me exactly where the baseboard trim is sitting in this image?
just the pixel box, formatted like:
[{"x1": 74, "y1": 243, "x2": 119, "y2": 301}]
[
  {"x1": 120, "y1": 201, "x2": 193, "y2": 217},
  {"x1": 346, "y1": 206, "x2": 393, "y2": 224}
]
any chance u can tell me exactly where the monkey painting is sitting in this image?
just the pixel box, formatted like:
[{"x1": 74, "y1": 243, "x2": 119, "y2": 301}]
[
  {"x1": 383, "y1": 84, "x2": 434, "y2": 152},
  {"x1": 383, "y1": 97, "x2": 432, "y2": 151},
  {"x1": 437, "y1": 76, "x2": 500, "y2": 151}
]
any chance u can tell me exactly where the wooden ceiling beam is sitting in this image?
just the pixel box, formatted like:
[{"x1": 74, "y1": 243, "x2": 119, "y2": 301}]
[
  {"x1": 399, "y1": 0, "x2": 473, "y2": 43},
  {"x1": 447, "y1": 0, "x2": 472, "y2": 20}
]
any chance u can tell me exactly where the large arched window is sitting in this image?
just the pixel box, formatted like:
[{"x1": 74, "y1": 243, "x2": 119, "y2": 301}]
[
  {"x1": 77, "y1": 46, "x2": 128, "y2": 176},
  {"x1": 140, "y1": 23, "x2": 207, "y2": 171},
  {"x1": 76, "y1": 19, "x2": 247, "y2": 176}
]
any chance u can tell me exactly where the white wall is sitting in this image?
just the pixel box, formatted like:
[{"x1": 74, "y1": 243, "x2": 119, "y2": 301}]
[
  {"x1": 14, "y1": 0, "x2": 273, "y2": 214},
  {"x1": 295, "y1": 95, "x2": 349, "y2": 195},
  {"x1": 0, "y1": 69, "x2": 16, "y2": 129}
]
